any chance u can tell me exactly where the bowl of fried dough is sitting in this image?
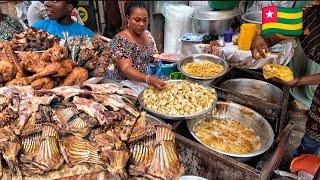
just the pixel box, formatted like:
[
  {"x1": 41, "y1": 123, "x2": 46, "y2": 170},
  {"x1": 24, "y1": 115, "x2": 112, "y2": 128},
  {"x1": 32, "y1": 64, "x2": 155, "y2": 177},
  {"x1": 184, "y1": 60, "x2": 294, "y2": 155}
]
[{"x1": 178, "y1": 54, "x2": 229, "y2": 86}]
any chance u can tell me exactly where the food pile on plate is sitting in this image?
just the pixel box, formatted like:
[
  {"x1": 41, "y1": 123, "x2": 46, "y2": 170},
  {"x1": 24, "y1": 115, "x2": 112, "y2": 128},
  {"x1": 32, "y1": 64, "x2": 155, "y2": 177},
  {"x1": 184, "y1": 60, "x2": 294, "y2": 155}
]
[
  {"x1": 0, "y1": 83, "x2": 184, "y2": 179},
  {"x1": 182, "y1": 60, "x2": 224, "y2": 77},
  {"x1": 263, "y1": 64, "x2": 294, "y2": 82},
  {"x1": 194, "y1": 117, "x2": 261, "y2": 154},
  {"x1": 66, "y1": 36, "x2": 113, "y2": 77},
  {"x1": 141, "y1": 81, "x2": 216, "y2": 116},
  {"x1": 10, "y1": 27, "x2": 60, "y2": 51},
  {"x1": 0, "y1": 42, "x2": 88, "y2": 89}
]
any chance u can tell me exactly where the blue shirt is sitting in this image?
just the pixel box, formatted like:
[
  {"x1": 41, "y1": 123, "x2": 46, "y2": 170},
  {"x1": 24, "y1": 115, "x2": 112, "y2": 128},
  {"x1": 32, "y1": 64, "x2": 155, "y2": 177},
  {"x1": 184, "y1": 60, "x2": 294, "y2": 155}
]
[{"x1": 32, "y1": 19, "x2": 94, "y2": 39}]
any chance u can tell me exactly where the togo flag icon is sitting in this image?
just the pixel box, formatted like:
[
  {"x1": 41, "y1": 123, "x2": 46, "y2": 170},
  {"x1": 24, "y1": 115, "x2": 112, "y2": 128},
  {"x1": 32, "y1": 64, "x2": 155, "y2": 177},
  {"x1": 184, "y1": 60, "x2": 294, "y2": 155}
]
[{"x1": 262, "y1": 6, "x2": 303, "y2": 36}]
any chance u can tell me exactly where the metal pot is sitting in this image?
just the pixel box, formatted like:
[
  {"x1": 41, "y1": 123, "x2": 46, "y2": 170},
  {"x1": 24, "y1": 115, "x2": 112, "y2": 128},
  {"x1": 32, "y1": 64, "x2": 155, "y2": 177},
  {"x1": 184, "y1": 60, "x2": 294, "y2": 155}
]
[
  {"x1": 177, "y1": 54, "x2": 229, "y2": 86},
  {"x1": 192, "y1": 6, "x2": 239, "y2": 35},
  {"x1": 241, "y1": 11, "x2": 262, "y2": 30},
  {"x1": 187, "y1": 101, "x2": 274, "y2": 162}
]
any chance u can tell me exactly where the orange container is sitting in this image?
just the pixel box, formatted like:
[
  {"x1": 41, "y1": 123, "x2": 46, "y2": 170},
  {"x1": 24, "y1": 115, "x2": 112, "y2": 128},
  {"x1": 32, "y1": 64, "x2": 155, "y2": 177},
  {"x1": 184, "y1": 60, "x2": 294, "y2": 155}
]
[{"x1": 238, "y1": 23, "x2": 257, "y2": 51}]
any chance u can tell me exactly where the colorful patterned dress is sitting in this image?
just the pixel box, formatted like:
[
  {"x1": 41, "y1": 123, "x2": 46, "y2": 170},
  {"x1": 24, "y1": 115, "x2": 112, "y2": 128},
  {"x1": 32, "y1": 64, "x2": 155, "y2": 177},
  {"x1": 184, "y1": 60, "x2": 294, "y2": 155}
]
[
  {"x1": 107, "y1": 30, "x2": 157, "y2": 81},
  {"x1": 301, "y1": 3, "x2": 320, "y2": 142},
  {"x1": 0, "y1": 14, "x2": 24, "y2": 40}
]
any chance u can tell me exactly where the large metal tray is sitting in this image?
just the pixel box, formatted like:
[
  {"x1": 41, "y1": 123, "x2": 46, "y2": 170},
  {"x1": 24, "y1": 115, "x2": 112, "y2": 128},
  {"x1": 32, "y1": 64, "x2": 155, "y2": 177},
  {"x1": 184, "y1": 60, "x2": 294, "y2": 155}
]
[
  {"x1": 138, "y1": 80, "x2": 217, "y2": 120},
  {"x1": 219, "y1": 78, "x2": 283, "y2": 104},
  {"x1": 187, "y1": 101, "x2": 274, "y2": 162}
]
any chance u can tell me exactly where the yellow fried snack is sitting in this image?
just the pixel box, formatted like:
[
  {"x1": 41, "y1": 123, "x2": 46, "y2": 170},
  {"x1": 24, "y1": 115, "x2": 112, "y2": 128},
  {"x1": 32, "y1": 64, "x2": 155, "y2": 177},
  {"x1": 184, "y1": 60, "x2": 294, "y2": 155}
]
[
  {"x1": 182, "y1": 61, "x2": 224, "y2": 77},
  {"x1": 263, "y1": 64, "x2": 294, "y2": 82}
]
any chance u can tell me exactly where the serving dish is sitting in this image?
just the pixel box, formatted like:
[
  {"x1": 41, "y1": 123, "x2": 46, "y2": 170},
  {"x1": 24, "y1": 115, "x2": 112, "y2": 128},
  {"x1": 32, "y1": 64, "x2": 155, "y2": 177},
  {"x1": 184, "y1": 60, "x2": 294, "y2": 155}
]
[
  {"x1": 178, "y1": 54, "x2": 229, "y2": 86},
  {"x1": 241, "y1": 11, "x2": 262, "y2": 30},
  {"x1": 219, "y1": 78, "x2": 283, "y2": 104},
  {"x1": 187, "y1": 101, "x2": 274, "y2": 162},
  {"x1": 138, "y1": 80, "x2": 217, "y2": 120}
]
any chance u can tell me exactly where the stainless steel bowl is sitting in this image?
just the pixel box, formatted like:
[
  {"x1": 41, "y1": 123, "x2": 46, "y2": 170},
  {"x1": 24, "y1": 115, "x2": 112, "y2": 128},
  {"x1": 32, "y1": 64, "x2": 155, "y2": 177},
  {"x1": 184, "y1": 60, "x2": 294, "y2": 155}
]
[
  {"x1": 219, "y1": 78, "x2": 283, "y2": 104},
  {"x1": 146, "y1": 113, "x2": 163, "y2": 124},
  {"x1": 138, "y1": 80, "x2": 217, "y2": 120},
  {"x1": 187, "y1": 101, "x2": 274, "y2": 162},
  {"x1": 241, "y1": 11, "x2": 262, "y2": 30},
  {"x1": 177, "y1": 54, "x2": 229, "y2": 86},
  {"x1": 192, "y1": 6, "x2": 240, "y2": 35}
]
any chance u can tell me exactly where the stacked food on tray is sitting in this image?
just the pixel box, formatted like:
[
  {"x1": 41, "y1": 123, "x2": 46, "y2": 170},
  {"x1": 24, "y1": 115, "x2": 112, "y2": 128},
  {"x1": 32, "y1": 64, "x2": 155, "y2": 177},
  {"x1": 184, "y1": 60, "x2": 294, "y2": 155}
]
[
  {"x1": 10, "y1": 27, "x2": 60, "y2": 52},
  {"x1": 0, "y1": 84, "x2": 184, "y2": 179},
  {"x1": 0, "y1": 42, "x2": 88, "y2": 89}
]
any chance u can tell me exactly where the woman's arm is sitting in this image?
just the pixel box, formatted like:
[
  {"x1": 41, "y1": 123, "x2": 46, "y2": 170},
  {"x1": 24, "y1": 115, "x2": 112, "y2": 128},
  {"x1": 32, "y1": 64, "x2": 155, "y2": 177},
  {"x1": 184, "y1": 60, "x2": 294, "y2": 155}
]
[
  {"x1": 116, "y1": 58, "x2": 166, "y2": 89},
  {"x1": 284, "y1": 73, "x2": 320, "y2": 87}
]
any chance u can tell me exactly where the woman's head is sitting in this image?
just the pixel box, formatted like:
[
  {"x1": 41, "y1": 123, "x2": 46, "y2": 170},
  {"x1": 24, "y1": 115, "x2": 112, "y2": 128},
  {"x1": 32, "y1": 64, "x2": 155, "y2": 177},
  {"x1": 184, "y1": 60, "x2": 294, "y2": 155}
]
[{"x1": 125, "y1": 1, "x2": 148, "y2": 36}]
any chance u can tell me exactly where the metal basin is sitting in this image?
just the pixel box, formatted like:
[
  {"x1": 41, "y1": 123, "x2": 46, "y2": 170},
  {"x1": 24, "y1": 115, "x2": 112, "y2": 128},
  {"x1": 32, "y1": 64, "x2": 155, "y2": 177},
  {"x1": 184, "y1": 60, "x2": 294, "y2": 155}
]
[
  {"x1": 138, "y1": 80, "x2": 217, "y2": 120},
  {"x1": 219, "y1": 78, "x2": 283, "y2": 104},
  {"x1": 192, "y1": 6, "x2": 239, "y2": 35},
  {"x1": 178, "y1": 54, "x2": 229, "y2": 86},
  {"x1": 241, "y1": 11, "x2": 262, "y2": 30},
  {"x1": 187, "y1": 101, "x2": 274, "y2": 162}
]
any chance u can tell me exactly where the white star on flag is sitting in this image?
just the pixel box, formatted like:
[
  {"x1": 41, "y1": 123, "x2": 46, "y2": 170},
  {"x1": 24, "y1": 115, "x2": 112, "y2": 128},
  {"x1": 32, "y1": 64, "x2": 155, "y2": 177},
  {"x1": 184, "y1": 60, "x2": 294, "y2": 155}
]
[{"x1": 266, "y1": 9, "x2": 274, "y2": 19}]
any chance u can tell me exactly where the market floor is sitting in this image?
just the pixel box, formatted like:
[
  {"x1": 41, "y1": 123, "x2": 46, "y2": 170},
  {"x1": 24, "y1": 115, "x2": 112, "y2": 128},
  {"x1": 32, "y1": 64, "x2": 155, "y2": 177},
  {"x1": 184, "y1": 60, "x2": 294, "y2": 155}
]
[{"x1": 274, "y1": 108, "x2": 308, "y2": 179}]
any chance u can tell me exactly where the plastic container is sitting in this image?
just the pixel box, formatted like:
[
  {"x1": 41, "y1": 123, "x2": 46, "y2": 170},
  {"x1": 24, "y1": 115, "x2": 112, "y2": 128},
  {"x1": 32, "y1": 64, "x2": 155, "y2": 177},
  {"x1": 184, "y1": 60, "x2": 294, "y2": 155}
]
[
  {"x1": 238, "y1": 23, "x2": 257, "y2": 51},
  {"x1": 208, "y1": 1, "x2": 239, "y2": 10}
]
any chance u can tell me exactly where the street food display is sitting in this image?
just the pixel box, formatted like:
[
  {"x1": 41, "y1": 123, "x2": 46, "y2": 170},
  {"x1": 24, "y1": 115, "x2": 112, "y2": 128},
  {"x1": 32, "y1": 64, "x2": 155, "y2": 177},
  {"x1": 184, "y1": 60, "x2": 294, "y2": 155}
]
[
  {"x1": 182, "y1": 60, "x2": 224, "y2": 77},
  {"x1": 0, "y1": 42, "x2": 88, "y2": 89},
  {"x1": 66, "y1": 36, "x2": 112, "y2": 77},
  {"x1": 141, "y1": 81, "x2": 216, "y2": 116},
  {"x1": 263, "y1": 64, "x2": 294, "y2": 82},
  {"x1": 0, "y1": 84, "x2": 184, "y2": 179},
  {"x1": 194, "y1": 117, "x2": 261, "y2": 154},
  {"x1": 10, "y1": 27, "x2": 60, "y2": 51}
]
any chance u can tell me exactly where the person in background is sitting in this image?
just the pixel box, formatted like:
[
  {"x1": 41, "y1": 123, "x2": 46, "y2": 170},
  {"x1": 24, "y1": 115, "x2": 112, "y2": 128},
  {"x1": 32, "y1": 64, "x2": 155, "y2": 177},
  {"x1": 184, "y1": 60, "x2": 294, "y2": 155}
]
[
  {"x1": 0, "y1": 7, "x2": 24, "y2": 40},
  {"x1": 250, "y1": 2, "x2": 320, "y2": 156},
  {"x1": 27, "y1": 1, "x2": 84, "y2": 26},
  {"x1": 27, "y1": 1, "x2": 47, "y2": 26},
  {"x1": 107, "y1": 1, "x2": 166, "y2": 89},
  {"x1": 32, "y1": 0, "x2": 92, "y2": 39}
]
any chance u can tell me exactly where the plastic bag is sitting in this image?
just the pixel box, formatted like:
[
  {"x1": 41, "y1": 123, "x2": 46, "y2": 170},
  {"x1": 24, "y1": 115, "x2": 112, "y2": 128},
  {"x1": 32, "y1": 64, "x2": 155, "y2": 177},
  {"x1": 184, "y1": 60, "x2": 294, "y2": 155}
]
[
  {"x1": 161, "y1": 3, "x2": 194, "y2": 53},
  {"x1": 263, "y1": 64, "x2": 294, "y2": 82}
]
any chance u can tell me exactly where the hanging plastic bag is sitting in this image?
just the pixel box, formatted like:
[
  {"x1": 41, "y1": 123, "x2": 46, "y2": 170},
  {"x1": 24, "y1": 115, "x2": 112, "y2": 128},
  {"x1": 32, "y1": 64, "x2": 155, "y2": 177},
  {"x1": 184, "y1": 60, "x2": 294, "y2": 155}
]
[{"x1": 161, "y1": 3, "x2": 194, "y2": 53}]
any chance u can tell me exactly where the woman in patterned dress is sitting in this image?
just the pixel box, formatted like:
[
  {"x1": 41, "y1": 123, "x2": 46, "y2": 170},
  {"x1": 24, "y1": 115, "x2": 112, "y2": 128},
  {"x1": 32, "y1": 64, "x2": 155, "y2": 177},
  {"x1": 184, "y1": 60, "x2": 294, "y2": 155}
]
[
  {"x1": 250, "y1": 2, "x2": 320, "y2": 156},
  {"x1": 108, "y1": 1, "x2": 166, "y2": 89},
  {"x1": 0, "y1": 10, "x2": 24, "y2": 40}
]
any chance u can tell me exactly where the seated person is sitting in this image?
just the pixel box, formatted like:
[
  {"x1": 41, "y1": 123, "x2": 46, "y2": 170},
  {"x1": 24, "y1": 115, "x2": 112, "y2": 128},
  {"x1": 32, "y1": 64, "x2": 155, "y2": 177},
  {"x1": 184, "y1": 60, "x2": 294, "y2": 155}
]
[
  {"x1": 32, "y1": 0, "x2": 93, "y2": 39},
  {"x1": 0, "y1": 11, "x2": 24, "y2": 40},
  {"x1": 107, "y1": 1, "x2": 166, "y2": 89}
]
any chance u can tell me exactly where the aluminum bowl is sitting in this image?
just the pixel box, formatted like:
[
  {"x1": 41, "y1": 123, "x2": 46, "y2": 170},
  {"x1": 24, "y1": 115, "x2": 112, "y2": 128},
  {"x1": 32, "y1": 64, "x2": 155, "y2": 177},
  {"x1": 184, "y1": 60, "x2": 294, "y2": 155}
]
[
  {"x1": 192, "y1": 6, "x2": 240, "y2": 35},
  {"x1": 187, "y1": 101, "x2": 274, "y2": 162},
  {"x1": 219, "y1": 78, "x2": 283, "y2": 104},
  {"x1": 177, "y1": 54, "x2": 229, "y2": 86},
  {"x1": 138, "y1": 80, "x2": 217, "y2": 120},
  {"x1": 241, "y1": 11, "x2": 262, "y2": 30}
]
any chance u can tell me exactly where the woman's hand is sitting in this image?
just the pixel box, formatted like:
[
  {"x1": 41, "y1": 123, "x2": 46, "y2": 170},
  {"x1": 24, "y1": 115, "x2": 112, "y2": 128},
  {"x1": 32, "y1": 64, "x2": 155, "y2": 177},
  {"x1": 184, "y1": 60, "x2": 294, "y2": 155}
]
[
  {"x1": 148, "y1": 75, "x2": 166, "y2": 89},
  {"x1": 250, "y1": 35, "x2": 270, "y2": 60}
]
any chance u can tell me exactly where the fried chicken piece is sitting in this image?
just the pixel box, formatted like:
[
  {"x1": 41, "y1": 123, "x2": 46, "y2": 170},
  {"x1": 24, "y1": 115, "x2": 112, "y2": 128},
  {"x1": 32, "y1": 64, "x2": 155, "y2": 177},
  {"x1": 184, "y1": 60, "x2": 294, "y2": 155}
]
[
  {"x1": 19, "y1": 52, "x2": 48, "y2": 73},
  {"x1": 61, "y1": 67, "x2": 88, "y2": 86},
  {"x1": 31, "y1": 77, "x2": 55, "y2": 90},
  {"x1": 6, "y1": 77, "x2": 29, "y2": 86},
  {"x1": 41, "y1": 45, "x2": 67, "y2": 62},
  {"x1": 27, "y1": 59, "x2": 75, "y2": 83},
  {"x1": 2, "y1": 41, "x2": 24, "y2": 77},
  {"x1": 0, "y1": 60, "x2": 17, "y2": 82}
]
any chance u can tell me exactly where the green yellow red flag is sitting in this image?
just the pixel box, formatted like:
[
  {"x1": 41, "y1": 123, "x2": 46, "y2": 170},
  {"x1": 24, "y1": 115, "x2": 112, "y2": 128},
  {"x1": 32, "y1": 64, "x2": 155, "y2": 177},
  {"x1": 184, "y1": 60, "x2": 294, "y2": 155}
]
[{"x1": 262, "y1": 6, "x2": 303, "y2": 36}]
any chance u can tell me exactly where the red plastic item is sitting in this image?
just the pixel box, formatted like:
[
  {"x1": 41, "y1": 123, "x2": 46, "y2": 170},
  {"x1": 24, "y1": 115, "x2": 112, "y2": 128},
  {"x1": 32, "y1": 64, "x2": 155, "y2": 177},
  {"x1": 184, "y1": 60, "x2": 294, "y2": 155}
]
[{"x1": 290, "y1": 154, "x2": 320, "y2": 176}]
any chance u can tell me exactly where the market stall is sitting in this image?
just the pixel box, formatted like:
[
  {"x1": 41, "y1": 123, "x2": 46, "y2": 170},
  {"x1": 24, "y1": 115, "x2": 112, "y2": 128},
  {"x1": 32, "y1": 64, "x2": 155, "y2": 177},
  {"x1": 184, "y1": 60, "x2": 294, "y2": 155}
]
[{"x1": 0, "y1": 1, "x2": 306, "y2": 179}]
